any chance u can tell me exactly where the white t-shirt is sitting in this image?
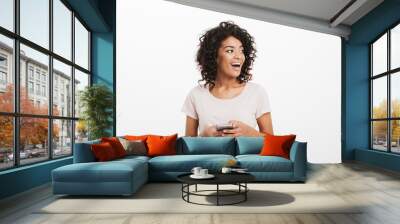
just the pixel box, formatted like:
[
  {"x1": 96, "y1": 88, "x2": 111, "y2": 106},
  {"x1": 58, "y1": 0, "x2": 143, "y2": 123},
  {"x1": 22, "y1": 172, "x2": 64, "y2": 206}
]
[{"x1": 181, "y1": 82, "x2": 271, "y2": 134}]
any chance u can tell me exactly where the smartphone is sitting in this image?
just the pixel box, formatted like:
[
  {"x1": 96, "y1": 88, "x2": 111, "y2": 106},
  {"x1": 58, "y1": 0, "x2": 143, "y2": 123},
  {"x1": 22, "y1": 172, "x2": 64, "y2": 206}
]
[{"x1": 216, "y1": 124, "x2": 234, "y2": 131}]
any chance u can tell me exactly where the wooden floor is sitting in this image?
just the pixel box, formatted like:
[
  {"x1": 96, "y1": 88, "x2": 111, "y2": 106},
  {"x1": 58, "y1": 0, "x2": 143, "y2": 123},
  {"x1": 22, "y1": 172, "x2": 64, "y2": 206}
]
[{"x1": 1, "y1": 162, "x2": 400, "y2": 224}]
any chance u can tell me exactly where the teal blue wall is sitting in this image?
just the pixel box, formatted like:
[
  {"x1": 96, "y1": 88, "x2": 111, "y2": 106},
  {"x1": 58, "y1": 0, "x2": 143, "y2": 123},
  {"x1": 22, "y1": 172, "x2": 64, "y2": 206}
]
[
  {"x1": 91, "y1": 32, "x2": 115, "y2": 135},
  {"x1": 0, "y1": 0, "x2": 116, "y2": 200},
  {"x1": 0, "y1": 158, "x2": 72, "y2": 199},
  {"x1": 91, "y1": 0, "x2": 116, "y2": 135},
  {"x1": 343, "y1": 0, "x2": 400, "y2": 171}
]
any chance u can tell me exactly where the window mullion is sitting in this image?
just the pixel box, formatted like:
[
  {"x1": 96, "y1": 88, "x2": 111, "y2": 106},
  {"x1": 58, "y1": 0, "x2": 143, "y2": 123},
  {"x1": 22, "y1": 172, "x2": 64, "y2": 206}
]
[
  {"x1": 48, "y1": 0, "x2": 54, "y2": 160},
  {"x1": 13, "y1": 0, "x2": 20, "y2": 167},
  {"x1": 388, "y1": 30, "x2": 391, "y2": 153},
  {"x1": 71, "y1": 10, "x2": 76, "y2": 155}
]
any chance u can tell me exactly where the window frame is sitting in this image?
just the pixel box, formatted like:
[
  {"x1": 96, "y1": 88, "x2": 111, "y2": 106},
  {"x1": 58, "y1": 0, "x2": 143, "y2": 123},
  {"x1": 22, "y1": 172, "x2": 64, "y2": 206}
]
[
  {"x1": 0, "y1": 0, "x2": 92, "y2": 171},
  {"x1": 370, "y1": 20, "x2": 400, "y2": 154}
]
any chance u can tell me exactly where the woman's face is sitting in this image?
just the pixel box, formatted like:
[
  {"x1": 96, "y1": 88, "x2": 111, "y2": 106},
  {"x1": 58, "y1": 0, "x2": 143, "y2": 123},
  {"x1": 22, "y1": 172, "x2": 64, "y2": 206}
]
[{"x1": 216, "y1": 36, "x2": 245, "y2": 79}]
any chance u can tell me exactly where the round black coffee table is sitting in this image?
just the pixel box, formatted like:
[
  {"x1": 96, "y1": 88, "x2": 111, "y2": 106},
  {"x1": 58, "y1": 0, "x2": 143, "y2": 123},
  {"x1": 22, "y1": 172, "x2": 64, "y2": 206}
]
[{"x1": 177, "y1": 173, "x2": 255, "y2": 206}]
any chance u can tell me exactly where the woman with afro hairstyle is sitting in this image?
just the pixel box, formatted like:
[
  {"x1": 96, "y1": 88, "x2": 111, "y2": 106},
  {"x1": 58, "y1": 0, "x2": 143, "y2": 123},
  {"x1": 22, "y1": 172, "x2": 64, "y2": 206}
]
[{"x1": 181, "y1": 21, "x2": 273, "y2": 137}]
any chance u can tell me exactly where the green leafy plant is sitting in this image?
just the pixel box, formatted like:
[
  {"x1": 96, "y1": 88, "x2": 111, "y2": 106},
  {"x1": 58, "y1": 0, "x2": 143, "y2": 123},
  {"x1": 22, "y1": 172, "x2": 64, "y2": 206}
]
[{"x1": 79, "y1": 84, "x2": 113, "y2": 140}]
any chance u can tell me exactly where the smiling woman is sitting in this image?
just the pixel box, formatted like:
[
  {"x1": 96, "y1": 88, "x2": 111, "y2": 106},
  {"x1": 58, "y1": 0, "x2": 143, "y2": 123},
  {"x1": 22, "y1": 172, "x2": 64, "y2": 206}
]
[{"x1": 182, "y1": 21, "x2": 273, "y2": 137}]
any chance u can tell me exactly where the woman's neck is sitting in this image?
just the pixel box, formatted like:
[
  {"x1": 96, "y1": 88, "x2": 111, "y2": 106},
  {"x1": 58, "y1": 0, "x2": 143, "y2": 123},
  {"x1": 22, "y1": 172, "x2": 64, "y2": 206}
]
[{"x1": 213, "y1": 76, "x2": 242, "y2": 89}]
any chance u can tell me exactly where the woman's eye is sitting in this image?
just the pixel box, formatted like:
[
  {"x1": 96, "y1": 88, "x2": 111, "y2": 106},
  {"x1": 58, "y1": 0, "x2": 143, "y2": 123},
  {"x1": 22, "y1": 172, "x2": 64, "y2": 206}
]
[{"x1": 226, "y1": 49, "x2": 244, "y2": 53}]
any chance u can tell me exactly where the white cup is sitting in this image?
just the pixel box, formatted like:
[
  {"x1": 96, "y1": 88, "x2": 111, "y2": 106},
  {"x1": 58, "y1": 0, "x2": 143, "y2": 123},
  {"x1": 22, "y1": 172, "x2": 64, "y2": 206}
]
[
  {"x1": 191, "y1": 167, "x2": 202, "y2": 176},
  {"x1": 221, "y1": 167, "x2": 232, "y2": 174},
  {"x1": 200, "y1": 169, "x2": 208, "y2": 176}
]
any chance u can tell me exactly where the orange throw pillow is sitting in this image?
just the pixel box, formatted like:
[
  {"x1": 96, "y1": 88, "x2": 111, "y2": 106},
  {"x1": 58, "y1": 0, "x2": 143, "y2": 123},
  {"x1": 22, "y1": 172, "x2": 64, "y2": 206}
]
[
  {"x1": 91, "y1": 142, "x2": 117, "y2": 161},
  {"x1": 146, "y1": 134, "x2": 178, "y2": 157},
  {"x1": 124, "y1": 135, "x2": 149, "y2": 141},
  {"x1": 101, "y1": 137, "x2": 127, "y2": 158},
  {"x1": 259, "y1": 133, "x2": 296, "y2": 159}
]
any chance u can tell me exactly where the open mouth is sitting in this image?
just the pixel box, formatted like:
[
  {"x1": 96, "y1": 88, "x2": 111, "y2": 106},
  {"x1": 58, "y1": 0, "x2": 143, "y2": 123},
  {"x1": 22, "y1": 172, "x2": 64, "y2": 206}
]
[{"x1": 231, "y1": 63, "x2": 241, "y2": 69}]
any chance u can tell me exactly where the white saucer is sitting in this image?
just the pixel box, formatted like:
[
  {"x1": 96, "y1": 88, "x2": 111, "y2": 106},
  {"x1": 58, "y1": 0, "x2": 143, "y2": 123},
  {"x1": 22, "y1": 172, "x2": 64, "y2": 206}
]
[{"x1": 190, "y1": 174, "x2": 215, "y2": 179}]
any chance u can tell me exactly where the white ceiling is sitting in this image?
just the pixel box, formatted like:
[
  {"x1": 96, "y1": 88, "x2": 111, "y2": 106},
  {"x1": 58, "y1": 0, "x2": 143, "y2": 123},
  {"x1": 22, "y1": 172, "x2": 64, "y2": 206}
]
[{"x1": 165, "y1": 0, "x2": 384, "y2": 38}]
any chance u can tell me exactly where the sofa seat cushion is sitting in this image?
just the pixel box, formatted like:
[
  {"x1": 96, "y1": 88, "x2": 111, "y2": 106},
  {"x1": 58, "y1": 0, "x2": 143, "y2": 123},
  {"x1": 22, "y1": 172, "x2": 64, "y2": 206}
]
[
  {"x1": 149, "y1": 154, "x2": 235, "y2": 172},
  {"x1": 53, "y1": 159, "x2": 147, "y2": 183},
  {"x1": 236, "y1": 155, "x2": 293, "y2": 172},
  {"x1": 117, "y1": 155, "x2": 150, "y2": 162}
]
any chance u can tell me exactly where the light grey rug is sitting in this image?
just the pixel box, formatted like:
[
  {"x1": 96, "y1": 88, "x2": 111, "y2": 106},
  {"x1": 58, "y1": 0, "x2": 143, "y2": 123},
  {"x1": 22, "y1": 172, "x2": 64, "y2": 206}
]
[{"x1": 37, "y1": 183, "x2": 362, "y2": 214}]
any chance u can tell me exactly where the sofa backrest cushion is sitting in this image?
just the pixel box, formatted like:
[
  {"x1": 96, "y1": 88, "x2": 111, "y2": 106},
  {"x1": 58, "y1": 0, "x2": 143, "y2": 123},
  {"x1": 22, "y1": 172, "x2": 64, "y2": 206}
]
[
  {"x1": 236, "y1": 137, "x2": 264, "y2": 155},
  {"x1": 73, "y1": 139, "x2": 100, "y2": 163},
  {"x1": 177, "y1": 137, "x2": 235, "y2": 155}
]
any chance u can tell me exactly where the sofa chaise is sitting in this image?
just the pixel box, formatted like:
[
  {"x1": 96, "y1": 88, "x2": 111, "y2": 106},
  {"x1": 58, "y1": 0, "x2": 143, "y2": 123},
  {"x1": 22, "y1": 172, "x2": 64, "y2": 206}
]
[{"x1": 52, "y1": 137, "x2": 307, "y2": 196}]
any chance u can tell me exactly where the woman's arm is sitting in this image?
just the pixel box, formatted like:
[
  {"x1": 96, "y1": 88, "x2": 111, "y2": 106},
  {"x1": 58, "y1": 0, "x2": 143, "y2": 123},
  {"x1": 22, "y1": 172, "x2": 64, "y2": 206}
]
[
  {"x1": 256, "y1": 112, "x2": 274, "y2": 135},
  {"x1": 222, "y1": 112, "x2": 273, "y2": 137},
  {"x1": 185, "y1": 116, "x2": 199, "y2": 137}
]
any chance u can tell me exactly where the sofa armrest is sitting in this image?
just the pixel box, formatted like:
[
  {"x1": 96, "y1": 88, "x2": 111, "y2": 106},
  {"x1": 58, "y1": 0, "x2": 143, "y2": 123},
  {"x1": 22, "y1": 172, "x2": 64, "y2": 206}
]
[
  {"x1": 73, "y1": 140, "x2": 100, "y2": 163},
  {"x1": 289, "y1": 141, "x2": 307, "y2": 181}
]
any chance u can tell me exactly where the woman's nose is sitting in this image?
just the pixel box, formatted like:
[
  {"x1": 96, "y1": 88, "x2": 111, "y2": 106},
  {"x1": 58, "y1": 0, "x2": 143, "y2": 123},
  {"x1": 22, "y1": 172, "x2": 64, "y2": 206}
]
[{"x1": 234, "y1": 52, "x2": 242, "y2": 59}]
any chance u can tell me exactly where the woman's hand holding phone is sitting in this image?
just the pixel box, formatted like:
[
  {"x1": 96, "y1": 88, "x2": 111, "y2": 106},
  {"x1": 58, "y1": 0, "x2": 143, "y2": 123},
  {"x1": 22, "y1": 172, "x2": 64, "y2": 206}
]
[
  {"x1": 220, "y1": 120, "x2": 258, "y2": 137},
  {"x1": 200, "y1": 124, "x2": 223, "y2": 137}
]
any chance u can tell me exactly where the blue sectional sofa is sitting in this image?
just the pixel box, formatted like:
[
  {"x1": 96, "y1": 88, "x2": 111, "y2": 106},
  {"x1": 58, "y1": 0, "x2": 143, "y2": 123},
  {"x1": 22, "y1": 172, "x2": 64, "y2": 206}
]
[{"x1": 52, "y1": 137, "x2": 307, "y2": 196}]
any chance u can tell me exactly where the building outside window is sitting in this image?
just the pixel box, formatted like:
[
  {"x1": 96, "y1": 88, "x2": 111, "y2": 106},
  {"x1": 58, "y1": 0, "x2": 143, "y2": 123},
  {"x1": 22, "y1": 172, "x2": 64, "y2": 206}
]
[
  {"x1": 0, "y1": 54, "x2": 7, "y2": 90},
  {"x1": 41, "y1": 73, "x2": 46, "y2": 83},
  {"x1": 0, "y1": 54, "x2": 6, "y2": 67},
  {"x1": 28, "y1": 81, "x2": 34, "y2": 94},
  {"x1": 35, "y1": 70, "x2": 40, "y2": 81},
  {"x1": 0, "y1": 71, "x2": 6, "y2": 84},
  {"x1": 29, "y1": 66, "x2": 34, "y2": 80},
  {"x1": 42, "y1": 85, "x2": 46, "y2": 97},
  {"x1": 35, "y1": 83, "x2": 40, "y2": 95}
]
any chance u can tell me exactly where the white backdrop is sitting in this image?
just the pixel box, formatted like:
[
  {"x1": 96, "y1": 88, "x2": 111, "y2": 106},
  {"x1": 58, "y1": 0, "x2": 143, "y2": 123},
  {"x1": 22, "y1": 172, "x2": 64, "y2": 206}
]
[{"x1": 116, "y1": 0, "x2": 341, "y2": 163}]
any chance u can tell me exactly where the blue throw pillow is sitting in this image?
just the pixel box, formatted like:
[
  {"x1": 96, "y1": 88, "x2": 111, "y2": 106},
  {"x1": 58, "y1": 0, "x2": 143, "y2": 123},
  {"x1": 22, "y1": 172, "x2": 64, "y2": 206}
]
[
  {"x1": 177, "y1": 137, "x2": 236, "y2": 155},
  {"x1": 236, "y1": 137, "x2": 264, "y2": 155}
]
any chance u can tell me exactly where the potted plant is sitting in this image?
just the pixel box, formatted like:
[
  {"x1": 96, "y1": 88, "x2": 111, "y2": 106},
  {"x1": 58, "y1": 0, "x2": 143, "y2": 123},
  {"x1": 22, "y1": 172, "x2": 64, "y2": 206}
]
[{"x1": 79, "y1": 84, "x2": 113, "y2": 140}]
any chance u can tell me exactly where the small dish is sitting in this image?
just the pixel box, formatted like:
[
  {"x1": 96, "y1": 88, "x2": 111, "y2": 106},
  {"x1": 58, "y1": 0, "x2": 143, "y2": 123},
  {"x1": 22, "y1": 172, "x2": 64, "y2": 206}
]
[{"x1": 190, "y1": 174, "x2": 215, "y2": 179}]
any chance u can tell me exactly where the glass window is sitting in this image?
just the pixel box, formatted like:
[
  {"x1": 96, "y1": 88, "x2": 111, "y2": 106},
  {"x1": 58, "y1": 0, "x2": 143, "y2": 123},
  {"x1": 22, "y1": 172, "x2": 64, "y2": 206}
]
[
  {"x1": 392, "y1": 24, "x2": 400, "y2": 70},
  {"x1": 391, "y1": 72, "x2": 400, "y2": 117},
  {"x1": 53, "y1": 59, "x2": 72, "y2": 117},
  {"x1": 372, "y1": 121, "x2": 388, "y2": 151},
  {"x1": 53, "y1": 119, "x2": 72, "y2": 157},
  {"x1": 0, "y1": 0, "x2": 14, "y2": 31},
  {"x1": 371, "y1": 25, "x2": 400, "y2": 154},
  {"x1": 372, "y1": 33, "x2": 387, "y2": 76},
  {"x1": 0, "y1": 34, "x2": 13, "y2": 113},
  {"x1": 20, "y1": 0, "x2": 49, "y2": 49},
  {"x1": 0, "y1": 54, "x2": 7, "y2": 67},
  {"x1": 42, "y1": 85, "x2": 46, "y2": 96},
  {"x1": 0, "y1": 116, "x2": 13, "y2": 170},
  {"x1": 20, "y1": 44, "x2": 49, "y2": 115},
  {"x1": 28, "y1": 67, "x2": 34, "y2": 80},
  {"x1": 75, "y1": 120, "x2": 88, "y2": 143},
  {"x1": 0, "y1": 0, "x2": 92, "y2": 170},
  {"x1": 35, "y1": 70, "x2": 40, "y2": 80},
  {"x1": 391, "y1": 120, "x2": 400, "y2": 153},
  {"x1": 36, "y1": 83, "x2": 40, "y2": 95},
  {"x1": 75, "y1": 18, "x2": 89, "y2": 69},
  {"x1": 372, "y1": 77, "x2": 387, "y2": 119},
  {"x1": 19, "y1": 117, "x2": 49, "y2": 165},
  {"x1": 28, "y1": 81, "x2": 34, "y2": 93},
  {"x1": 74, "y1": 69, "x2": 89, "y2": 118},
  {"x1": 53, "y1": 0, "x2": 72, "y2": 60},
  {"x1": 0, "y1": 71, "x2": 7, "y2": 84}
]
